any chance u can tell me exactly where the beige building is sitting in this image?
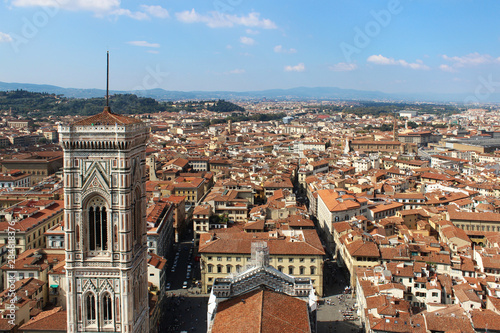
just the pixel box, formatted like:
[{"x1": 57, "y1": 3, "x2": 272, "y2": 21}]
[
  {"x1": 333, "y1": 222, "x2": 381, "y2": 286},
  {"x1": 0, "y1": 200, "x2": 64, "y2": 254},
  {"x1": 0, "y1": 151, "x2": 63, "y2": 185},
  {"x1": 198, "y1": 228, "x2": 325, "y2": 295},
  {"x1": 192, "y1": 204, "x2": 212, "y2": 245}
]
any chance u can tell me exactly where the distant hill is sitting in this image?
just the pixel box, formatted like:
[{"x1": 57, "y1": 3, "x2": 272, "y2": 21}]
[
  {"x1": 0, "y1": 90, "x2": 244, "y2": 117},
  {"x1": 1, "y1": 81, "x2": 498, "y2": 103}
]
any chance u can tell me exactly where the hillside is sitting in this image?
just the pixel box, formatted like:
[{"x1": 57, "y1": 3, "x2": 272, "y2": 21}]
[{"x1": 0, "y1": 90, "x2": 244, "y2": 117}]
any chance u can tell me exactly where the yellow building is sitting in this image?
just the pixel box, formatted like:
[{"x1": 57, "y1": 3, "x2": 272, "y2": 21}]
[
  {"x1": 198, "y1": 228, "x2": 325, "y2": 295},
  {"x1": 171, "y1": 176, "x2": 206, "y2": 205}
]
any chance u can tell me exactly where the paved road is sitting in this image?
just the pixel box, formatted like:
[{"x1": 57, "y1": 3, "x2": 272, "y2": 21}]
[
  {"x1": 162, "y1": 293, "x2": 208, "y2": 333},
  {"x1": 317, "y1": 261, "x2": 363, "y2": 333},
  {"x1": 160, "y1": 241, "x2": 208, "y2": 332}
]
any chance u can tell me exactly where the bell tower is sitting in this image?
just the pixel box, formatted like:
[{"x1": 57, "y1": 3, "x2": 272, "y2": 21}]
[{"x1": 59, "y1": 54, "x2": 149, "y2": 332}]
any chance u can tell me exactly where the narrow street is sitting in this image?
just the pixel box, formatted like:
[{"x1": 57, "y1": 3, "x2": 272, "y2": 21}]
[
  {"x1": 317, "y1": 261, "x2": 363, "y2": 333},
  {"x1": 159, "y1": 240, "x2": 208, "y2": 332}
]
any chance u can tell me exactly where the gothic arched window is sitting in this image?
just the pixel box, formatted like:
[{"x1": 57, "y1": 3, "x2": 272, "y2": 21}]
[
  {"x1": 87, "y1": 197, "x2": 108, "y2": 252},
  {"x1": 86, "y1": 293, "x2": 96, "y2": 324},
  {"x1": 132, "y1": 188, "x2": 142, "y2": 248},
  {"x1": 102, "y1": 293, "x2": 113, "y2": 324}
]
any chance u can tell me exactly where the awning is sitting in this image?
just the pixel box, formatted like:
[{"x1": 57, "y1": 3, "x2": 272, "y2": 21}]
[{"x1": 50, "y1": 285, "x2": 59, "y2": 288}]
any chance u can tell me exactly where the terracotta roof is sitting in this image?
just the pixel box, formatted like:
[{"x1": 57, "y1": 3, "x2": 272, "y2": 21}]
[
  {"x1": 470, "y1": 309, "x2": 500, "y2": 331},
  {"x1": 147, "y1": 252, "x2": 167, "y2": 271},
  {"x1": 448, "y1": 210, "x2": 500, "y2": 222},
  {"x1": 352, "y1": 140, "x2": 401, "y2": 145},
  {"x1": 422, "y1": 307, "x2": 474, "y2": 333},
  {"x1": 317, "y1": 189, "x2": 361, "y2": 212},
  {"x1": 370, "y1": 202, "x2": 404, "y2": 214},
  {"x1": 0, "y1": 200, "x2": 64, "y2": 233},
  {"x1": 18, "y1": 307, "x2": 66, "y2": 331},
  {"x1": 211, "y1": 288, "x2": 311, "y2": 333},
  {"x1": 0, "y1": 319, "x2": 15, "y2": 330},
  {"x1": 199, "y1": 228, "x2": 324, "y2": 256},
  {"x1": 345, "y1": 240, "x2": 380, "y2": 258},
  {"x1": 72, "y1": 107, "x2": 141, "y2": 126}
]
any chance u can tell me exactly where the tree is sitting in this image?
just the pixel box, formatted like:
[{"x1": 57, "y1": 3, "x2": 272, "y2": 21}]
[{"x1": 407, "y1": 121, "x2": 418, "y2": 129}]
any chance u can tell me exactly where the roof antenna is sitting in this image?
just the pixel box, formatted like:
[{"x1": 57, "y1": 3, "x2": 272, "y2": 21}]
[{"x1": 106, "y1": 51, "x2": 110, "y2": 108}]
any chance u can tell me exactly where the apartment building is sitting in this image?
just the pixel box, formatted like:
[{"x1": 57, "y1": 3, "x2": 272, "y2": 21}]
[
  {"x1": 198, "y1": 227, "x2": 325, "y2": 295},
  {"x1": 0, "y1": 200, "x2": 64, "y2": 254}
]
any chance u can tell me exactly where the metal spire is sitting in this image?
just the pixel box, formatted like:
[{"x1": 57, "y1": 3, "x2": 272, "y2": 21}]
[{"x1": 106, "y1": 51, "x2": 109, "y2": 107}]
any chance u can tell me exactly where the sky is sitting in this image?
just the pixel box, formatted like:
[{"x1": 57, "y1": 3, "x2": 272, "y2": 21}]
[{"x1": 1, "y1": 0, "x2": 500, "y2": 97}]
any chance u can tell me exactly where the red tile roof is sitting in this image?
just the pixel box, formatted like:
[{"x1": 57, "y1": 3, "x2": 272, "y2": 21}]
[
  {"x1": 211, "y1": 288, "x2": 311, "y2": 333},
  {"x1": 317, "y1": 189, "x2": 361, "y2": 212},
  {"x1": 18, "y1": 307, "x2": 66, "y2": 332},
  {"x1": 199, "y1": 228, "x2": 324, "y2": 256},
  {"x1": 147, "y1": 252, "x2": 167, "y2": 270},
  {"x1": 72, "y1": 107, "x2": 141, "y2": 126}
]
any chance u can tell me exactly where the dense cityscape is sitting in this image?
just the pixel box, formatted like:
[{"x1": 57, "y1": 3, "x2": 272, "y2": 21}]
[
  {"x1": 0, "y1": 96, "x2": 497, "y2": 332},
  {"x1": 2, "y1": 0, "x2": 500, "y2": 331}
]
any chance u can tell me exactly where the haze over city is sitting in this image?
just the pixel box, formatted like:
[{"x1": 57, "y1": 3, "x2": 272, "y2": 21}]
[{"x1": 1, "y1": 0, "x2": 500, "y2": 97}]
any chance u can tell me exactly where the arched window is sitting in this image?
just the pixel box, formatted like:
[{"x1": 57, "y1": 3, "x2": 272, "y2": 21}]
[
  {"x1": 76, "y1": 224, "x2": 80, "y2": 249},
  {"x1": 226, "y1": 265, "x2": 232, "y2": 273},
  {"x1": 113, "y1": 224, "x2": 118, "y2": 250},
  {"x1": 103, "y1": 293, "x2": 113, "y2": 324},
  {"x1": 86, "y1": 293, "x2": 96, "y2": 324},
  {"x1": 299, "y1": 266, "x2": 305, "y2": 275},
  {"x1": 207, "y1": 264, "x2": 213, "y2": 273},
  {"x1": 236, "y1": 265, "x2": 242, "y2": 273},
  {"x1": 288, "y1": 266, "x2": 294, "y2": 275},
  {"x1": 310, "y1": 266, "x2": 316, "y2": 275},
  {"x1": 134, "y1": 282, "x2": 139, "y2": 315},
  {"x1": 115, "y1": 296, "x2": 120, "y2": 322},
  {"x1": 87, "y1": 197, "x2": 108, "y2": 251},
  {"x1": 132, "y1": 189, "x2": 142, "y2": 248}
]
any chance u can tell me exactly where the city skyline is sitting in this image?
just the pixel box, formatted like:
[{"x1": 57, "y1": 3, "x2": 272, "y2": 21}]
[{"x1": 1, "y1": 0, "x2": 500, "y2": 98}]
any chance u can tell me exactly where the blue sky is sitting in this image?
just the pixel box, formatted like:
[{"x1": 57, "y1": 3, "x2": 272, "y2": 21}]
[{"x1": 1, "y1": 0, "x2": 500, "y2": 96}]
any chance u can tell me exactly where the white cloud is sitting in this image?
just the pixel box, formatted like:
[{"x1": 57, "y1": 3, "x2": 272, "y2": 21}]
[
  {"x1": 439, "y1": 64, "x2": 457, "y2": 73},
  {"x1": 442, "y1": 52, "x2": 500, "y2": 67},
  {"x1": 127, "y1": 40, "x2": 160, "y2": 48},
  {"x1": 11, "y1": 0, "x2": 151, "y2": 20},
  {"x1": 284, "y1": 63, "x2": 305, "y2": 72},
  {"x1": 175, "y1": 9, "x2": 277, "y2": 29},
  {"x1": 443, "y1": 52, "x2": 500, "y2": 67},
  {"x1": 111, "y1": 8, "x2": 148, "y2": 20},
  {"x1": 246, "y1": 29, "x2": 259, "y2": 35},
  {"x1": 229, "y1": 69, "x2": 245, "y2": 74},
  {"x1": 12, "y1": 0, "x2": 120, "y2": 13},
  {"x1": 367, "y1": 54, "x2": 429, "y2": 70},
  {"x1": 226, "y1": 45, "x2": 233, "y2": 49},
  {"x1": 274, "y1": 45, "x2": 297, "y2": 54},
  {"x1": 240, "y1": 36, "x2": 255, "y2": 46},
  {"x1": 329, "y1": 62, "x2": 358, "y2": 72},
  {"x1": 140, "y1": 5, "x2": 169, "y2": 18},
  {"x1": 367, "y1": 54, "x2": 394, "y2": 65},
  {"x1": 0, "y1": 32, "x2": 13, "y2": 43},
  {"x1": 147, "y1": 50, "x2": 159, "y2": 54}
]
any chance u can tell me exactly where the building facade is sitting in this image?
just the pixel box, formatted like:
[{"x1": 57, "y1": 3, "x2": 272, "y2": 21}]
[
  {"x1": 199, "y1": 229, "x2": 325, "y2": 295},
  {"x1": 59, "y1": 107, "x2": 150, "y2": 332}
]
